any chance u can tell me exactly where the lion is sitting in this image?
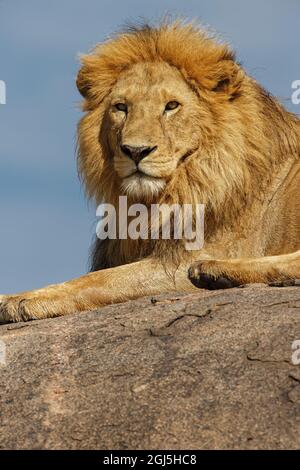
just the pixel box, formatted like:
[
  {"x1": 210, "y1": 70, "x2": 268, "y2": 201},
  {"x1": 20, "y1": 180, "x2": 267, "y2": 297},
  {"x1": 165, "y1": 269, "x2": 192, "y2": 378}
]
[{"x1": 0, "y1": 21, "x2": 300, "y2": 323}]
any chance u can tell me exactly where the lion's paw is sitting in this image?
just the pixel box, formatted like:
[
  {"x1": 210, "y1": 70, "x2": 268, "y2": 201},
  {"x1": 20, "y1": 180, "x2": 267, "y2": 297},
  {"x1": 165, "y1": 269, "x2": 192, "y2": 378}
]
[
  {"x1": 0, "y1": 292, "x2": 63, "y2": 323},
  {"x1": 188, "y1": 260, "x2": 240, "y2": 290},
  {"x1": 0, "y1": 295, "x2": 38, "y2": 323}
]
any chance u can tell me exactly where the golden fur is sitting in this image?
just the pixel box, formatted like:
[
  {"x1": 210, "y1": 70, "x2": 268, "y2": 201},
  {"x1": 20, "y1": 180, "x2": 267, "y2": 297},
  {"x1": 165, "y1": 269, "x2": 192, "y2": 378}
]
[{"x1": 0, "y1": 21, "x2": 300, "y2": 322}]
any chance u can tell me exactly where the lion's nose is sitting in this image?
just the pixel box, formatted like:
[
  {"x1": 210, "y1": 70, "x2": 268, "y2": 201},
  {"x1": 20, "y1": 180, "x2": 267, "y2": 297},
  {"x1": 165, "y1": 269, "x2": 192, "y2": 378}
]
[{"x1": 120, "y1": 144, "x2": 157, "y2": 164}]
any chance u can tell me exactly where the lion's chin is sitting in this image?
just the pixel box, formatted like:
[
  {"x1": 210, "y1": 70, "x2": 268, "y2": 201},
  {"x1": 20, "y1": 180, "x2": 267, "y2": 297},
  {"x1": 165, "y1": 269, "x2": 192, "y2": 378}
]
[{"x1": 121, "y1": 173, "x2": 166, "y2": 202}]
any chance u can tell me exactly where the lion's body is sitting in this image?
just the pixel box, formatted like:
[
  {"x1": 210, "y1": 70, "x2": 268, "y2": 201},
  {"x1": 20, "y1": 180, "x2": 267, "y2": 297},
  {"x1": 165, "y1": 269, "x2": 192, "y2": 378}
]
[{"x1": 0, "y1": 21, "x2": 300, "y2": 322}]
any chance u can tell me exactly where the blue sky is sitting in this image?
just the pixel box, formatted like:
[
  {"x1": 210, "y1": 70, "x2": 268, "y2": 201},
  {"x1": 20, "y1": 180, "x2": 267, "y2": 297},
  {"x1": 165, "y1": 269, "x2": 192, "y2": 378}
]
[{"x1": 0, "y1": 0, "x2": 299, "y2": 293}]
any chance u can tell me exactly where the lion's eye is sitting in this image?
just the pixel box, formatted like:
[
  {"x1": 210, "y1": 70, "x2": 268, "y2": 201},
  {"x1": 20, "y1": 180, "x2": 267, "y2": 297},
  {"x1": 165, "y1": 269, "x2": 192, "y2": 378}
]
[
  {"x1": 165, "y1": 101, "x2": 180, "y2": 112},
  {"x1": 114, "y1": 103, "x2": 127, "y2": 113}
]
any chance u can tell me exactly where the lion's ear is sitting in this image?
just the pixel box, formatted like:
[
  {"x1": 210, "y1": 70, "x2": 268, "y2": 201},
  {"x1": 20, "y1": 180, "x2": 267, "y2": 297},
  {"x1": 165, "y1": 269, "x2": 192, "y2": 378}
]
[
  {"x1": 211, "y1": 60, "x2": 244, "y2": 99},
  {"x1": 76, "y1": 65, "x2": 91, "y2": 98},
  {"x1": 76, "y1": 54, "x2": 115, "y2": 107}
]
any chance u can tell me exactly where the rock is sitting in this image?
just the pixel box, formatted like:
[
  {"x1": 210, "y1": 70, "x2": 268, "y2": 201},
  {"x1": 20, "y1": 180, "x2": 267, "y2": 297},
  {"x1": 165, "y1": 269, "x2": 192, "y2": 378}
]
[{"x1": 1, "y1": 285, "x2": 300, "y2": 450}]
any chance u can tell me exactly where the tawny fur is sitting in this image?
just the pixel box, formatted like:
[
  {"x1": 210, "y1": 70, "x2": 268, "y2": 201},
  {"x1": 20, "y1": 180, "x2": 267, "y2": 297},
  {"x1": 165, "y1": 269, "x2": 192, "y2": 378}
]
[{"x1": 0, "y1": 21, "x2": 299, "y2": 323}]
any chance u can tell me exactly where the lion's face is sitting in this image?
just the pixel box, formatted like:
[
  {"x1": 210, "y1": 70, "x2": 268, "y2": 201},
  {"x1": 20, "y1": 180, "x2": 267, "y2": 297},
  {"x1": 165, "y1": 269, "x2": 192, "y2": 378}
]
[
  {"x1": 77, "y1": 23, "x2": 246, "y2": 214},
  {"x1": 106, "y1": 62, "x2": 202, "y2": 201}
]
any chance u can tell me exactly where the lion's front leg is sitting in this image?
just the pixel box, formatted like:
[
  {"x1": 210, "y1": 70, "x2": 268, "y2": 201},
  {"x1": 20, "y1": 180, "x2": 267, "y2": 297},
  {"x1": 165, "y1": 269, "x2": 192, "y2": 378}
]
[
  {"x1": 0, "y1": 286, "x2": 83, "y2": 323},
  {"x1": 0, "y1": 258, "x2": 195, "y2": 323},
  {"x1": 0, "y1": 275, "x2": 108, "y2": 323},
  {"x1": 188, "y1": 250, "x2": 300, "y2": 290}
]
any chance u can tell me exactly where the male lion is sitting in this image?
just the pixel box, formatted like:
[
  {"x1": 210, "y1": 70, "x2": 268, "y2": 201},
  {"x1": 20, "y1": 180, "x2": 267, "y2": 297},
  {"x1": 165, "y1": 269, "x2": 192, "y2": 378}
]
[{"x1": 0, "y1": 21, "x2": 300, "y2": 322}]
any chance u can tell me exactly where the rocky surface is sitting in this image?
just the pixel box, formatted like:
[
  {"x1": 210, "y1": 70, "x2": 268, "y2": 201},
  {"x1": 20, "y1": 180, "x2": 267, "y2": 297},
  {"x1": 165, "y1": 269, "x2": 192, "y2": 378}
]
[{"x1": 1, "y1": 285, "x2": 300, "y2": 449}]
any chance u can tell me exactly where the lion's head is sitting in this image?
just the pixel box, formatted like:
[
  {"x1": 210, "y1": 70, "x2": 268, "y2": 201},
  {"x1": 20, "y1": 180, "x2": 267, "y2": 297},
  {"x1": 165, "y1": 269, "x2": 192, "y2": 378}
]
[
  {"x1": 76, "y1": 22, "x2": 249, "y2": 207},
  {"x1": 77, "y1": 21, "x2": 296, "y2": 268}
]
